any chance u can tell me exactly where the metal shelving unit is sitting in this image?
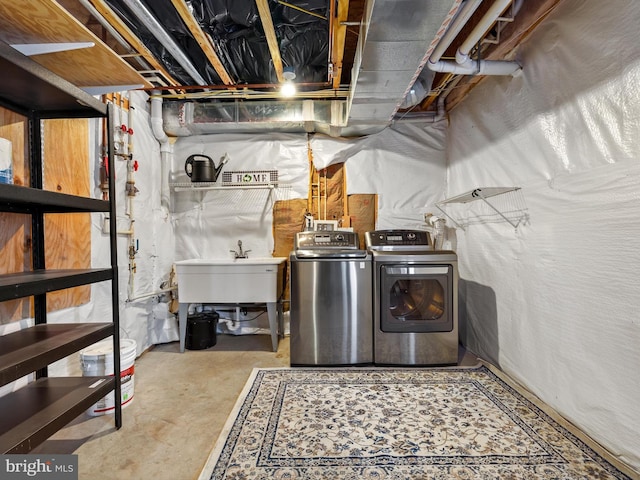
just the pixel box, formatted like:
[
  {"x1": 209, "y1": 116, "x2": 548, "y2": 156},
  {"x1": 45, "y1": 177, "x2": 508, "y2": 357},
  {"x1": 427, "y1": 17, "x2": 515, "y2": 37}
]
[{"x1": 0, "y1": 40, "x2": 121, "y2": 453}]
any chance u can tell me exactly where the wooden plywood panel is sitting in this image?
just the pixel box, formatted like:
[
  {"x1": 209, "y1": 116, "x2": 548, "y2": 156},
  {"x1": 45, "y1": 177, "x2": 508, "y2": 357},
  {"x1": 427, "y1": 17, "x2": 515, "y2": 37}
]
[
  {"x1": 0, "y1": 109, "x2": 30, "y2": 322},
  {"x1": 272, "y1": 198, "x2": 307, "y2": 258},
  {"x1": 43, "y1": 118, "x2": 91, "y2": 311},
  {"x1": 0, "y1": 212, "x2": 31, "y2": 322},
  {"x1": 348, "y1": 194, "x2": 377, "y2": 249},
  {"x1": 272, "y1": 198, "x2": 307, "y2": 308},
  {"x1": 0, "y1": 0, "x2": 151, "y2": 89}
]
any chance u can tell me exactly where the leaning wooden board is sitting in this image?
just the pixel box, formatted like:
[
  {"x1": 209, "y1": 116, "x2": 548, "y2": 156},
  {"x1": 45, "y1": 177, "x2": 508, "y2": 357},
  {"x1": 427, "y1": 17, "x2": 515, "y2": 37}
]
[{"x1": 0, "y1": 0, "x2": 151, "y2": 90}]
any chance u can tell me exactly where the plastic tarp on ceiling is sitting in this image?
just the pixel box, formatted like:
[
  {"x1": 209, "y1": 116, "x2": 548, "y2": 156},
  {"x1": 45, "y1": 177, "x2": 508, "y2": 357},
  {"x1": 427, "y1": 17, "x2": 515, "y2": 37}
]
[
  {"x1": 105, "y1": 0, "x2": 329, "y2": 85},
  {"x1": 445, "y1": 0, "x2": 640, "y2": 471}
]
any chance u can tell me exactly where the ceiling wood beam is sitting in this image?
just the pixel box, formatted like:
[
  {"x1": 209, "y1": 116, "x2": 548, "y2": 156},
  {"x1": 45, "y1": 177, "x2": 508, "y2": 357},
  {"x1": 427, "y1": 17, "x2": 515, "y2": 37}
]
[
  {"x1": 0, "y1": 0, "x2": 151, "y2": 89},
  {"x1": 86, "y1": 0, "x2": 180, "y2": 87},
  {"x1": 255, "y1": 0, "x2": 284, "y2": 83},
  {"x1": 169, "y1": 0, "x2": 234, "y2": 86},
  {"x1": 331, "y1": 0, "x2": 350, "y2": 89}
]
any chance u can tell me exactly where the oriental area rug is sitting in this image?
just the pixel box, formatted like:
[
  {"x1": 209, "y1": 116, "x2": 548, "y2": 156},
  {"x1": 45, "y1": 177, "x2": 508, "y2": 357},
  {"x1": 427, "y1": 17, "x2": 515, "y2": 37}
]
[{"x1": 199, "y1": 365, "x2": 633, "y2": 480}]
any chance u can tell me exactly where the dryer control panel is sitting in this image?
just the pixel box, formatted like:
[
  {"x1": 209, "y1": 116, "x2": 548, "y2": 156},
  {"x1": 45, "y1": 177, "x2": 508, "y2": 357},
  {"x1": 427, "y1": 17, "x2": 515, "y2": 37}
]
[{"x1": 365, "y1": 230, "x2": 432, "y2": 250}]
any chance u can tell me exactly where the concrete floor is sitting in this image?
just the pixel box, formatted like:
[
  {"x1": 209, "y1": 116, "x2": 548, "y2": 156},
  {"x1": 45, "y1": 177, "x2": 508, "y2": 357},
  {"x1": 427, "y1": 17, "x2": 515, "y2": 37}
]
[
  {"x1": 33, "y1": 334, "x2": 290, "y2": 480},
  {"x1": 33, "y1": 335, "x2": 479, "y2": 480}
]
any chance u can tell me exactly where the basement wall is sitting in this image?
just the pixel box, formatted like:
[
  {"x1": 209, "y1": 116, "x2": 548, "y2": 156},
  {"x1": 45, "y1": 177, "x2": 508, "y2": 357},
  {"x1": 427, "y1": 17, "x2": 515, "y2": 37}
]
[
  {"x1": 170, "y1": 123, "x2": 447, "y2": 333},
  {"x1": 446, "y1": 0, "x2": 640, "y2": 470},
  {"x1": 43, "y1": 90, "x2": 177, "y2": 377}
]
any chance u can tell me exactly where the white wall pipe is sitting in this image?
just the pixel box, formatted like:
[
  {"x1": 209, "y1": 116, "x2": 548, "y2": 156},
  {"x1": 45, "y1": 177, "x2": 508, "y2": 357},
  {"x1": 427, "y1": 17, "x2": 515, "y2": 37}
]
[
  {"x1": 150, "y1": 93, "x2": 172, "y2": 210},
  {"x1": 428, "y1": 0, "x2": 520, "y2": 76},
  {"x1": 150, "y1": 94, "x2": 169, "y2": 144},
  {"x1": 429, "y1": 0, "x2": 483, "y2": 64},
  {"x1": 126, "y1": 287, "x2": 177, "y2": 303},
  {"x1": 456, "y1": 0, "x2": 514, "y2": 65},
  {"x1": 126, "y1": 100, "x2": 136, "y2": 300},
  {"x1": 429, "y1": 58, "x2": 521, "y2": 75}
]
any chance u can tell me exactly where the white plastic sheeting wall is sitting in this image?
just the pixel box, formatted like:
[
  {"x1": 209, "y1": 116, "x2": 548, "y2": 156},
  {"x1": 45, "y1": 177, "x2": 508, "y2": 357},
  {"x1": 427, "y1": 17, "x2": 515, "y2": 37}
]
[
  {"x1": 171, "y1": 133, "x2": 309, "y2": 261},
  {"x1": 446, "y1": 0, "x2": 640, "y2": 470},
  {"x1": 170, "y1": 123, "x2": 447, "y2": 332},
  {"x1": 44, "y1": 90, "x2": 176, "y2": 377},
  {"x1": 341, "y1": 122, "x2": 447, "y2": 229},
  {"x1": 171, "y1": 124, "x2": 447, "y2": 261}
]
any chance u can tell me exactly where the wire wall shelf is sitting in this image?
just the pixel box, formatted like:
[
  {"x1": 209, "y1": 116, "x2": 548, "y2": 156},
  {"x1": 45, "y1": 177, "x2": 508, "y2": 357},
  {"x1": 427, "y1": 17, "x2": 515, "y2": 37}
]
[
  {"x1": 436, "y1": 187, "x2": 529, "y2": 230},
  {"x1": 170, "y1": 182, "x2": 288, "y2": 191},
  {"x1": 169, "y1": 182, "x2": 292, "y2": 215}
]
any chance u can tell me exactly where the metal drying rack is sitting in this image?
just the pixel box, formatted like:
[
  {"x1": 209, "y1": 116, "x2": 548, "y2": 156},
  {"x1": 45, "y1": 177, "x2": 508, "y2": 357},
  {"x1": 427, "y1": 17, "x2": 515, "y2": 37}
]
[{"x1": 435, "y1": 187, "x2": 526, "y2": 230}]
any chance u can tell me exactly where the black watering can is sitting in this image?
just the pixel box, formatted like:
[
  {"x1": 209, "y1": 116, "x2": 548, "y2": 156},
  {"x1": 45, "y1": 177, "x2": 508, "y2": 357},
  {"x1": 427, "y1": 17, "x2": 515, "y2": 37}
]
[{"x1": 185, "y1": 154, "x2": 228, "y2": 183}]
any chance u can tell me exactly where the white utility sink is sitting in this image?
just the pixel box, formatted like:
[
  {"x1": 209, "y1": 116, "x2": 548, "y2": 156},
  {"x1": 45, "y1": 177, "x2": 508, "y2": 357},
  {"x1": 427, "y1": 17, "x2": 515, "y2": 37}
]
[{"x1": 174, "y1": 257, "x2": 287, "y2": 353}]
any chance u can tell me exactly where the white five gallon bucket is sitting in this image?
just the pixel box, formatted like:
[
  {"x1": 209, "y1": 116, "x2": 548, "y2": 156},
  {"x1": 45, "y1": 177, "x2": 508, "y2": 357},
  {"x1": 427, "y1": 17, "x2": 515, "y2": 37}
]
[{"x1": 80, "y1": 339, "x2": 137, "y2": 416}]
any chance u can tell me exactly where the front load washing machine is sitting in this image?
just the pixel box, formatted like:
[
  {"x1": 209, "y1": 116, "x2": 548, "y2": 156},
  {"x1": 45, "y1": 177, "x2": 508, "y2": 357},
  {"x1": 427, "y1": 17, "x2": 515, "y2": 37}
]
[{"x1": 365, "y1": 230, "x2": 458, "y2": 365}]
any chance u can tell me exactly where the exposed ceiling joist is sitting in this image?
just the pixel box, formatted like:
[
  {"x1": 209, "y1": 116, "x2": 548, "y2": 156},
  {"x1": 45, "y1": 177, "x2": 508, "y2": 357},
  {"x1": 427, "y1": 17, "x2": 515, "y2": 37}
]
[
  {"x1": 255, "y1": 0, "x2": 285, "y2": 83},
  {"x1": 0, "y1": 0, "x2": 150, "y2": 90},
  {"x1": 331, "y1": 0, "x2": 350, "y2": 89},
  {"x1": 169, "y1": 0, "x2": 234, "y2": 86},
  {"x1": 10, "y1": 0, "x2": 559, "y2": 137},
  {"x1": 85, "y1": 0, "x2": 180, "y2": 87}
]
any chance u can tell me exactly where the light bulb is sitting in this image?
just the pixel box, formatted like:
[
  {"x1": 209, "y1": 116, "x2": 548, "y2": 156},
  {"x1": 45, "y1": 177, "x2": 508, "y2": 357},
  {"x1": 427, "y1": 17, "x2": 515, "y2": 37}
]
[{"x1": 281, "y1": 81, "x2": 296, "y2": 97}]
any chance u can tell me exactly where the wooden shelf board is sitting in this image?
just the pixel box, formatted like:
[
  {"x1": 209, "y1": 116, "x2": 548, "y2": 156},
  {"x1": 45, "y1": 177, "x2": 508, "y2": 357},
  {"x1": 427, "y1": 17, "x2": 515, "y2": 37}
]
[
  {"x1": 0, "y1": 269, "x2": 114, "y2": 301},
  {"x1": 0, "y1": 183, "x2": 110, "y2": 213},
  {"x1": 0, "y1": 41, "x2": 105, "y2": 116},
  {"x1": 0, "y1": 323, "x2": 114, "y2": 387},
  {"x1": 0, "y1": 376, "x2": 115, "y2": 453},
  {"x1": 0, "y1": 0, "x2": 151, "y2": 90}
]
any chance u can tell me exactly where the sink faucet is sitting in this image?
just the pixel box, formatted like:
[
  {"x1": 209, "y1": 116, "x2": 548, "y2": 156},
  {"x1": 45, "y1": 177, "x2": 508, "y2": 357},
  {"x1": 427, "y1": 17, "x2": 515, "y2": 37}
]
[{"x1": 230, "y1": 240, "x2": 251, "y2": 259}]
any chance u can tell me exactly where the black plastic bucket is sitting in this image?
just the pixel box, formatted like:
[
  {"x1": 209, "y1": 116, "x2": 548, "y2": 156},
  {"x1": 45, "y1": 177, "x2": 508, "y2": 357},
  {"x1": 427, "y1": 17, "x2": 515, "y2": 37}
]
[{"x1": 186, "y1": 312, "x2": 219, "y2": 350}]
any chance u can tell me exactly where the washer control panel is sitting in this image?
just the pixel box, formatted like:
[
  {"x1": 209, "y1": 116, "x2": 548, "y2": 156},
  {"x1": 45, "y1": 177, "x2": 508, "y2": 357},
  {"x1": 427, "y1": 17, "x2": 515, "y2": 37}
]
[
  {"x1": 295, "y1": 231, "x2": 360, "y2": 249},
  {"x1": 365, "y1": 230, "x2": 431, "y2": 249}
]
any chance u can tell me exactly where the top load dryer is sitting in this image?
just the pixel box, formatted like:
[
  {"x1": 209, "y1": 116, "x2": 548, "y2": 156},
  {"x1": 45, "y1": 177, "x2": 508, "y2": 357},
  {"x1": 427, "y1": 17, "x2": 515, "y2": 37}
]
[{"x1": 289, "y1": 231, "x2": 372, "y2": 366}]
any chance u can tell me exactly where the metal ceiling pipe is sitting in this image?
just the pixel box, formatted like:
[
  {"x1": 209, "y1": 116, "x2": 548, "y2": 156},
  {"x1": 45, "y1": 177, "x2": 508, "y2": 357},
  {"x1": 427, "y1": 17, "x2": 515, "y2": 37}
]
[
  {"x1": 126, "y1": 0, "x2": 207, "y2": 85},
  {"x1": 393, "y1": 97, "x2": 446, "y2": 124}
]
